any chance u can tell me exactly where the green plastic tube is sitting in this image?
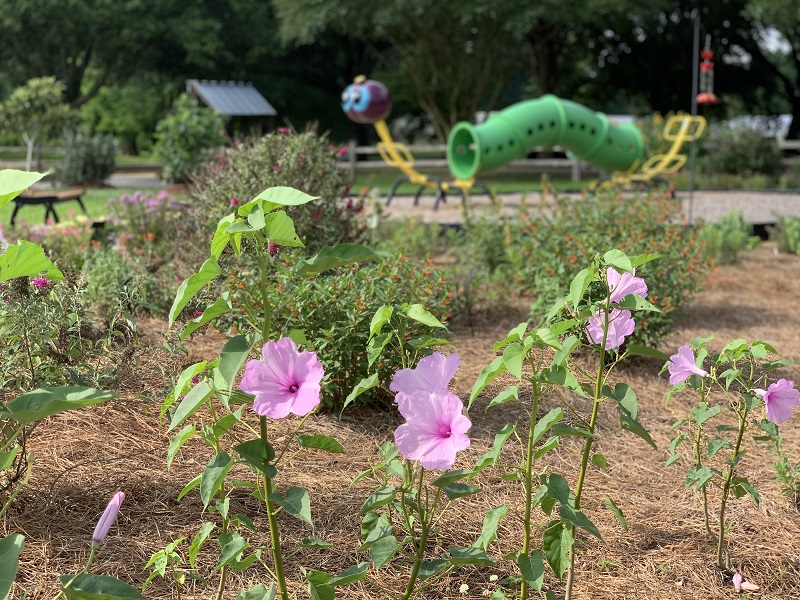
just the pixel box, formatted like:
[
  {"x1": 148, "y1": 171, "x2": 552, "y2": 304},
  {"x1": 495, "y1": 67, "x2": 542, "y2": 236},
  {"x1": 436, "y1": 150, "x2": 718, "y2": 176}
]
[{"x1": 447, "y1": 94, "x2": 644, "y2": 180}]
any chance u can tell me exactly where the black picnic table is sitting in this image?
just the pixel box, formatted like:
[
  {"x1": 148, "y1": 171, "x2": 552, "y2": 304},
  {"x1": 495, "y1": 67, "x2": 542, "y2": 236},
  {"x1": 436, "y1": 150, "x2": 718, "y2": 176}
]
[{"x1": 10, "y1": 188, "x2": 88, "y2": 226}]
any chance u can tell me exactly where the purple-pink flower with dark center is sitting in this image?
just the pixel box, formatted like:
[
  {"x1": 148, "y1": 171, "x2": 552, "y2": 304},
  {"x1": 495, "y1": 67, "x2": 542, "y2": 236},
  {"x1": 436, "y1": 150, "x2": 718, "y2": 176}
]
[
  {"x1": 394, "y1": 390, "x2": 471, "y2": 470},
  {"x1": 240, "y1": 337, "x2": 324, "y2": 419},
  {"x1": 755, "y1": 379, "x2": 799, "y2": 424},
  {"x1": 667, "y1": 344, "x2": 708, "y2": 385},
  {"x1": 33, "y1": 277, "x2": 49, "y2": 289},
  {"x1": 607, "y1": 267, "x2": 648, "y2": 304},
  {"x1": 586, "y1": 308, "x2": 635, "y2": 350},
  {"x1": 92, "y1": 491, "x2": 125, "y2": 545},
  {"x1": 390, "y1": 352, "x2": 460, "y2": 409}
]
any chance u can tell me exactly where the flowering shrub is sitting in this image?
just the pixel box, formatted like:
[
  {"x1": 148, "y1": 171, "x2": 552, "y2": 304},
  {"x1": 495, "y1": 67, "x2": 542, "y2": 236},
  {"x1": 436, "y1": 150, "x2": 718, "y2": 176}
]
[
  {"x1": 506, "y1": 188, "x2": 712, "y2": 347},
  {"x1": 104, "y1": 189, "x2": 188, "y2": 255},
  {"x1": 190, "y1": 130, "x2": 361, "y2": 251},
  {"x1": 1, "y1": 217, "x2": 93, "y2": 270}
]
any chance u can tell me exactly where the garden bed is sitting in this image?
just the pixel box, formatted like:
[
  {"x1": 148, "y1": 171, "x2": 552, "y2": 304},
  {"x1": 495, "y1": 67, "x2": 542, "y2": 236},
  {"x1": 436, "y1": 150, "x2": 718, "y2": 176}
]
[{"x1": 7, "y1": 243, "x2": 800, "y2": 599}]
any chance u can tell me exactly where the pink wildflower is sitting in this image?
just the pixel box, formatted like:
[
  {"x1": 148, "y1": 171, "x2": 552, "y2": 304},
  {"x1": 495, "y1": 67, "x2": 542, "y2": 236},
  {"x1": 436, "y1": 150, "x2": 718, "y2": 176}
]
[
  {"x1": 230, "y1": 197, "x2": 239, "y2": 207},
  {"x1": 268, "y1": 242, "x2": 279, "y2": 256},
  {"x1": 732, "y1": 571, "x2": 759, "y2": 592},
  {"x1": 273, "y1": 164, "x2": 282, "y2": 173},
  {"x1": 394, "y1": 390, "x2": 471, "y2": 470},
  {"x1": 278, "y1": 127, "x2": 289, "y2": 134},
  {"x1": 667, "y1": 345, "x2": 708, "y2": 385},
  {"x1": 607, "y1": 267, "x2": 648, "y2": 304},
  {"x1": 755, "y1": 379, "x2": 799, "y2": 425},
  {"x1": 240, "y1": 337, "x2": 324, "y2": 419},
  {"x1": 192, "y1": 310, "x2": 203, "y2": 317},
  {"x1": 92, "y1": 491, "x2": 125, "y2": 545},
  {"x1": 33, "y1": 277, "x2": 49, "y2": 289},
  {"x1": 586, "y1": 308, "x2": 635, "y2": 350},
  {"x1": 390, "y1": 353, "x2": 460, "y2": 409},
  {"x1": 337, "y1": 146, "x2": 347, "y2": 157}
]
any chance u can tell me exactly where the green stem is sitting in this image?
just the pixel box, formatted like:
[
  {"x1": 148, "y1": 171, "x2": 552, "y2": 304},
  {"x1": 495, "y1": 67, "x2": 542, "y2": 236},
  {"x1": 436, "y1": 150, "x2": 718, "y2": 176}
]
[
  {"x1": 261, "y1": 416, "x2": 290, "y2": 600},
  {"x1": 0, "y1": 453, "x2": 32, "y2": 521},
  {"x1": 716, "y1": 407, "x2": 747, "y2": 569},
  {"x1": 693, "y1": 420, "x2": 713, "y2": 539},
  {"x1": 256, "y1": 243, "x2": 273, "y2": 341},
  {"x1": 520, "y1": 383, "x2": 541, "y2": 600},
  {"x1": 401, "y1": 467, "x2": 428, "y2": 600},
  {"x1": 20, "y1": 309, "x2": 37, "y2": 388}
]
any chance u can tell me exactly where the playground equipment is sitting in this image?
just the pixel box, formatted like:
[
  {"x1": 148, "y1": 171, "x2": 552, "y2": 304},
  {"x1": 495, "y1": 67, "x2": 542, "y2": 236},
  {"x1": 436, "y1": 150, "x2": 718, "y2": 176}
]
[{"x1": 342, "y1": 77, "x2": 706, "y2": 206}]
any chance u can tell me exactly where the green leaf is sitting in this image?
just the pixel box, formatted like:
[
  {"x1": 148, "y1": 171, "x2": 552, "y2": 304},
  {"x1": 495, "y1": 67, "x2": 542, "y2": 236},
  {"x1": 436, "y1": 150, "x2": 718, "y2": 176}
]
[
  {"x1": 300, "y1": 538, "x2": 333, "y2": 549},
  {"x1": 550, "y1": 423, "x2": 598, "y2": 439},
  {"x1": 543, "y1": 474, "x2": 573, "y2": 506},
  {"x1": 168, "y1": 258, "x2": 221, "y2": 327},
  {"x1": 200, "y1": 453, "x2": 233, "y2": 508},
  {"x1": 502, "y1": 342, "x2": 524, "y2": 378},
  {"x1": 418, "y1": 559, "x2": 449, "y2": 581},
  {"x1": 359, "y1": 485, "x2": 395, "y2": 515},
  {"x1": 469, "y1": 356, "x2": 506, "y2": 409},
  {"x1": 329, "y1": 562, "x2": 370, "y2": 586},
  {"x1": 603, "y1": 249, "x2": 632, "y2": 272},
  {"x1": 0, "y1": 169, "x2": 46, "y2": 208},
  {"x1": 181, "y1": 294, "x2": 232, "y2": 339},
  {"x1": 0, "y1": 534, "x2": 24, "y2": 600},
  {"x1": 210, "y1": 213, "x2": 238, "y2": 259},
  {"x1": 542, "y1": 520, "x2": 574, "y2": 579},
  {"x1": 188, "y1": 522, "x2": 215, "y2": 569},
  {"x1": 341, "y1": 373, "x2": 379, "y2": 414},
  {"x1": 295, "y1": 243, "x2": 383, "y2": 276},
  {"x1": 236, "y1": 583, "x2": 276, "y2": 600},
  {"x1": 731, "y1": 477, "x2": 760, "y2": 504},
  {"x1": 625, "y1": 343, "x2": 668, "y2": 360},
  {"x1": 540, "y1": 365, "x2": 585, "y2": 397},
  {"x1": 432, "y1": 469, "x2": 472, "y2": 488},
  {"x1": 616, "y1": 295, "x2": 661, "y2": 312},
  {"x1": 58, "y1": 574, "x2": 147, "y2": 600},
  {"x1": 517, "y1": 550, "x2": 545, "y2": 591},
  {"x1": 368, "y1": 305, "x2": 393, "y2": 338},
  {"x1": 306, "y1": 570, "x2": 334, "y2": 600},
  {"x1": 629, "y1": 252, "x2": 660, "y2": 268},
  {"x1": 443, "y1": 482, "x2": 482, "y2": 501},
  {"x1": 558, "y1": 505, "x2": 602, "y2": 539},
  {"x1": 403, "y1": 303, "x2": 446, "y2": 328},
  {"x1": 0, "y1": 447, "x2": 20, "y2": 471},
  {"x1": 262, "y1": 210, "x2": 304, "y2": 247},
  {"x1": 270, "y1": 487, "x2": 313, "y2": 526},
  {"x1": 686, "y1": 466, "x2": 715, "y2": 490},
  {"x1": 369, "y1": 536, "x2": 399, "y2": 569},
  {"x1": 250, "y1": 186, "x2": 319, "y2": 212},
  {"x1": 533, "y1": 436, "x2": 561, "y2": 462},
  {"x1": 298, "y1": 435, "x2": 345, "y2": 454},
  {"x1": 604, "y1": 496, "x2": 628, "y2": 531},
  {"x1": 707, "y1": 437, "x2": 732, "y2": 458},
  {"x1": 487, "y1": 385, "x2": 519, "y2": 407},
  {"x1": 1, "y1": 387, "x2": 115, "y2": 425},
  {"x1": 493, "y1": 322, "x2": 528, "y2": 350},
  {"x1": 590, "y1": 453, "x2": 607, "y2": 469},
  {"x1": 0, "y1": 240, "x2": 63, "y2": 283},
  {"x1": 471, "y1": 423, "x2": 514, "y2": 477},
  {"x1": 235, "y1": 439, "x2": 277, "y2": 478},
  {"x1": 568, "y1": 266, "x2": 594, "y2": 309},
  {"x1": 217, "y1": 335, "x2": 252, "y2": 390},
  {"x1": 167, "y1": 425, "x2": 195, "y2": 470},
  {"x1": 216, "y1": 532, "x2": 247, "y2": 568},
  {"x1": 366, "y1": 332, "x2": 391, "y2": 367},
  {"x1": 167, "y1": 382, "x2": 214, "y2": 433},
  {"x1": 533, "y1": 408, "x2": 564, "y2": 445},
  {"x1": 473, "y1": 505, "x2": 508, "y2": 550},
  {"x1": 162, "y1": 361, "x2": 207, "y2": 421},
  {"x1": 691, "y1": 403, "x2": 721, "y2": 426},
  {"x1": 610, "y1": 385, "x2": 656, "y2": 449},
  {"x1": 448, "y1": 546, "x2": 497, "y2": 566}
]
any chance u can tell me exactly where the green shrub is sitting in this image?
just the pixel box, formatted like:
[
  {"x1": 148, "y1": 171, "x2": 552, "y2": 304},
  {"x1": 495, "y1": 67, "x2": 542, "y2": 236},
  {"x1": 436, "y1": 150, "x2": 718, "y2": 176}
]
[
  {"x1": 153, "y1": 93, "x2": 226, "y2": 183},
  {"x1": 213, "y1": 250, "x2": 455, "y2": 409},
  {"x1": 2, "y1": 218, "x2": 93, "y2": 271},
  {"x1": 60, "y1": 127, "x2": 117, "y2": 185},
  {"x1": 104, "y1": 189, "x2": 188, "y2": 255},
  {"x1": 699, "y1": 126, "x2": 782, "y2": 182},
  {"x1": 697, "y1": 210, "x2": 760, "y2": 264},
  {"x1": 506, "y1": 189, "x2": 713, "y2": 348},
  {"x1": 190, "y1": 130, "x2": 362, "y2": 251},
  {"x1": 769, "y1": 216, "x2": 800, "y2": 255}
]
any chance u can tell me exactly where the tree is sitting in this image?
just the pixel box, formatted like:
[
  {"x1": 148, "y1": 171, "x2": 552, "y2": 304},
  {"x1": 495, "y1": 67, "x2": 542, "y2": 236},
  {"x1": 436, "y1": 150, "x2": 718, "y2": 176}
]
[{"x1": 1, "y1": 77, "x2": 73, "y2": 170}]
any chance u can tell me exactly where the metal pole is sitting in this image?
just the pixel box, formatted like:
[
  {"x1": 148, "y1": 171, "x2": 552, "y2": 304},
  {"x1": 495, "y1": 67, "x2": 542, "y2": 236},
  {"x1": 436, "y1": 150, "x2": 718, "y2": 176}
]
[{"x1": 688, "y1": 9, "x2": 700, "y2": 225}]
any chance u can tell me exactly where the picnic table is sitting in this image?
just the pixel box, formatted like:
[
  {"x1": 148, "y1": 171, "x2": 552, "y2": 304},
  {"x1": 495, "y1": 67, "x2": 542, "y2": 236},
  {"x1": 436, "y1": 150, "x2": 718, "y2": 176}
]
[{"x1": 9, "y1": 188, "x2": 87, "y2": 227}]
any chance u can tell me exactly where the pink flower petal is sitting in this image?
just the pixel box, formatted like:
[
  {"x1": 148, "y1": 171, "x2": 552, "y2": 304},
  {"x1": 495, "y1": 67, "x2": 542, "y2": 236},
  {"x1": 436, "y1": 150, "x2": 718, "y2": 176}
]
[
  {"x1": 756, "y1": 379, "x2": 799, "y2": 424},
  {"x1": 607, "y1": 267, "x2": 648, "y2": 303},
  {"x1": 667, "y1": 344, "x2": 708, "y2": 385}
]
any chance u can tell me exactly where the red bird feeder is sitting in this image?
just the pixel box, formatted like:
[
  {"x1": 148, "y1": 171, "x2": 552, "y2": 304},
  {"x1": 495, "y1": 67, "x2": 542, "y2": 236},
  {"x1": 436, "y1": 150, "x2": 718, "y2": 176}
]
[{"x1": 697, "y1": 35, "x2": 720, "y2": 105}]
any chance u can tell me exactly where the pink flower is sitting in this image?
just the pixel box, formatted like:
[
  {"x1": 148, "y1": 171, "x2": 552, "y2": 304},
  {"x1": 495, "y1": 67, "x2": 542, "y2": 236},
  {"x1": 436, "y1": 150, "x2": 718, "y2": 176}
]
[
  {"x1": 667, "y1": 345, "x2": 708, "y2": 385},
  {"x1": 607, "y1": 267, "x2": 648, "y2": 303},
  {"x1": 92, "y1": 491, "x2": 125, "y2": 544},
  {"x1": 268, "y1": 242, "x2": 279, "y2": 256},
  {"x1": 732, "y1": 572, "x2": 759, "y2": 592},
  {"x1": 390, "y1": 353, "x2": 460, "y2": 409},
  {"x1": 192, "y1": 310, "x2": 203, "y2": 317},
  {"x1": 278, "y1": 127, "x2": 289, "y2": 134},
  {"x1": 33, "y1": 277, "x2": 49, "y2": 289},
  {"x1": 273, "y1": 164, "x2": 282, "y2": 173},
  {"x1": 240, "y1": 337, "x2": 324, "y2": 419},
  {"x1": 394, "y1": 390, "x2": 471, "y2": 470},
  {"x1": 337, "y1": 146, "x2": 347, "y2": 157},
  {"x1": 586, "y1": 308, "x2": 635, "y2": 350},
  {"x1": 230, "y1": 197, "x2": 239, "y2": 207},
  {"x1": 755, "y1": 379, "x2": 799, "y2": 424}
]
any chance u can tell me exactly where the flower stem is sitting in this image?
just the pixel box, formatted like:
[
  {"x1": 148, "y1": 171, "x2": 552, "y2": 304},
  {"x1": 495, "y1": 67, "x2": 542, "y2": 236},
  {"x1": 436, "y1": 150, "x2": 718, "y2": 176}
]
[
  {"x1": 693, "y1": 420, "x2": 713, "y2": 539},
  {"x1": 261, "y1": 416, "x2": 290, "y2": 600},
  {"x1": 716, "y1": 407, "x2": 747, "y2": 569},
  {"x1": 401, "y1": 467, "x2": 428, "y2": 600},
  {"x1": 256, "y1": 244, "x2": 273, "y2": 341},
  {"x1": 520, "y1": 383, "x2": 541, "y2": 600}
]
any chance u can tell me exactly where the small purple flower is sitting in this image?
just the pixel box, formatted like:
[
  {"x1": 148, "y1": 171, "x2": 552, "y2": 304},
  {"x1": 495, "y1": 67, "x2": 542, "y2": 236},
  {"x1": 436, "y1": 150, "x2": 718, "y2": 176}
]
[
  {"x1": 586, "y1": 308, "x2": 635, "y2": 350},
  {"x1": 230, "y1": 197, "x2": 239, "y2": 207},
  {"x1": 92, "y1": 491, "x2": 125, "y2": 545},
  {"x1": 607, "y1": 267, "x2": 648, "y2": 304},
  {"x1": 240, "y1": 337, "x2": 324, "y2": 419},
  {"x1": 191, "y1": 375, "x2": 200, "y2": 385},
  {"x1": 192, "y1": 310, "x2": 203, "y2": 317},
  {"x1": 755, "y1": 379, "x2": 800, "y2": 424},
  {"x1": 33, "y1": 277, "x2": 49, "y2": 289},
  {"x1": 667, "y1": 345, "x2": 708, "y2": 385},
  {"x1": 394, "y1": 390, "x2": 471, "y2": 470},
  {"x1": 268, "y1": 242, "x2": 279, "y2": 256}
]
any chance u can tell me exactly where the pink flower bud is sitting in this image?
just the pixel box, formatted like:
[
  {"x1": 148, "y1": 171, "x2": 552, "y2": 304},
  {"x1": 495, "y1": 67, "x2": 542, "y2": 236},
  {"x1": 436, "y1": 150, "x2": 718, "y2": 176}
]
[{"x1": 92, "y1": 491, "x2": 125, "y2": 544}]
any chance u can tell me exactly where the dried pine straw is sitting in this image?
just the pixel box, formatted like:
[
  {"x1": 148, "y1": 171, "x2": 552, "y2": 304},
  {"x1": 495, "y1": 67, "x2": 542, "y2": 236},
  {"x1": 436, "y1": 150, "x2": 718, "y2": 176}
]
[{"x1": 6, "y1": 243, "x2": 800, "y2": 599}]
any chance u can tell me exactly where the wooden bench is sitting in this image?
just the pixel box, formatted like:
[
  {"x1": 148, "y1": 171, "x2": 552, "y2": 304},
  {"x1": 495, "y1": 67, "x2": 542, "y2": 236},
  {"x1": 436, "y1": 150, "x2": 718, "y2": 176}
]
[{"x1": 10, "y1": 188, "x2": 87, "y2": 227}]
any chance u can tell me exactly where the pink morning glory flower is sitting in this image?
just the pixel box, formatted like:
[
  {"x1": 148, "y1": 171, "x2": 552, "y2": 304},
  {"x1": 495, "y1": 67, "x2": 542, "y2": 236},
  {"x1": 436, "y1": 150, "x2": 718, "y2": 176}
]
[
  {"x1": 732, "y1": 571, "x2": 759, "y2": 592},
  {"x1": 92, "y1": 491, "x2": 125, "y2": 545},
  {"x1": 240, "y1": 337, "x2": 324, "y2": 419},
  {"x1": 390, "y1": 352, "x2": 460, "y2": 409},
  {"x1": 586, "y1": 308, "x2": 635, "y2": 350},
  {"x1": 755, "y1": 379, "x2": 799, "y2": 425},
  {"x1": 606, "y1": 267, "x2": 647, "y2": 304},
  {"x1": 394, "y1": 390, "x2": 471, "y2": 470},
  {"x1": 667, "y1": 344, "x2": 708, "y2": 385}
]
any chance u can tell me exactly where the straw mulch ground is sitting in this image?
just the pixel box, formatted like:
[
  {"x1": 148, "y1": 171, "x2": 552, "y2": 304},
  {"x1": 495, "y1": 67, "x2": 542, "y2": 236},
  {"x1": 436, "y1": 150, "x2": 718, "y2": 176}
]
[{"x1": 6, "y1": 242, "x2": 800, "y2": 600}]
